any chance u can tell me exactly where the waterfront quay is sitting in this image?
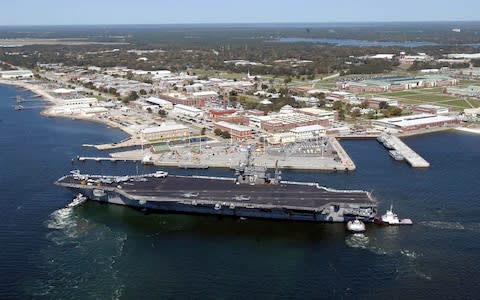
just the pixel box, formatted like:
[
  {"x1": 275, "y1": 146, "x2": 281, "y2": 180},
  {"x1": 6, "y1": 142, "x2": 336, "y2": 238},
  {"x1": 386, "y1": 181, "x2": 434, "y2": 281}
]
[
  {"x1": 380, "y1": 133, "x2": 430, "y2": 168},
  {"x1": 108, "y1": 137, "x2": 356, "y2": 171}
]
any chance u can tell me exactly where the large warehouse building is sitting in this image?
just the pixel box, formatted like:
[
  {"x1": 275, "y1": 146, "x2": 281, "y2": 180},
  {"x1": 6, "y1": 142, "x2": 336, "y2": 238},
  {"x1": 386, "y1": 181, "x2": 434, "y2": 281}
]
[{"x1": 373, "y1": 114, "x2": 459, "y2": 132}]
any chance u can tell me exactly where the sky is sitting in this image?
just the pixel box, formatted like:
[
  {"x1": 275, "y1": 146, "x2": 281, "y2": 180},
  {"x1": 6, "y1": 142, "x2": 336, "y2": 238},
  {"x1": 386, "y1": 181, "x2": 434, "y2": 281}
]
[{"x1": 1, "y1": 0, "x2": 479, "y2": 26}]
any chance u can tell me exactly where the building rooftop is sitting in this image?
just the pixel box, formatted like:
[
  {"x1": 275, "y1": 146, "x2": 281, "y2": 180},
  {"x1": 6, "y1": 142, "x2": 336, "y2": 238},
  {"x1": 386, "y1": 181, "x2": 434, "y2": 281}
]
[
  {"x1": 375, "y1": 114, "x2": 456, "y2": 128},
  {"x1": 174, "y1": 104, "x2": 203, "y2": 113},
  {"x1": 291, "y1": 124, "x2": 325, "y2": 133},
  {"x1": 215, "y1": 121, "x2": 252, "y2": 132},
  {"x1": 142, "y1": 124, "x2": 188, "y2": 134}
]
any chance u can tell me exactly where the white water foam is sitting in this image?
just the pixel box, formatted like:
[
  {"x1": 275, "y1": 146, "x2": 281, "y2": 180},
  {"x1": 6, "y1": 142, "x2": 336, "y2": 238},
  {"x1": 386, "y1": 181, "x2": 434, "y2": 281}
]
[
  {"x1": 39, "y1": 207, "x2": 128, "y2": 299},
  {"x1": 345, "y1": 234, "x2": 389, "y2": 255},
  {"x1": 414, "y1": 270, "x2": 432, "y2": 281},
  {"x1": 400, "y1": 249, "x2": 419, "y2": 259},
  {"x1": 420, "y1": 221, "x2": 465, "y2": 231},
  {"x1": 45, "y1": 208, "x2": 76, "y2": 230}
]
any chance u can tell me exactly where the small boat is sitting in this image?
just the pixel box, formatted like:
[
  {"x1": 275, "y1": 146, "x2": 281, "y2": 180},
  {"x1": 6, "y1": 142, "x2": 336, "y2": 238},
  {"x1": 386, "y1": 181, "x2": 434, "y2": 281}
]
[
  {"x1": 68, "y1": 193, "x2": 87, "y2": 208},
  {"x1": 383, "y1": 141, "x2": 394, "y2": 149},
  {"x1": 347, "y1": 219, "x2": 366, "y2": 233},
  {"x1": 374, "y1": 205, "x2": 413, "y2": 225},
  {"x1": 389, "y1": 150, "x2": 404, "y2": 161},
  {"x1": 232, "y1": 194, "x2": 251, "y2": 201},
  {"x1": 152, "y1": 170, "x2": 168, "y2": 178}
]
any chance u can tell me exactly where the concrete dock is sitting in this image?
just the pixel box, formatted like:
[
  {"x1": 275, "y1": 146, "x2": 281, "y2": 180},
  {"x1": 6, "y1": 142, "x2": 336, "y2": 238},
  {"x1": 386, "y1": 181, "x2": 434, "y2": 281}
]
[
  {"x1": 108, "y1": 137, "x2": 356, "y2": 171},
  {"x1": 77, "y1": 156, "x2": 138, "y2": 163},
  {"x1": 380, "y1": 134, "x2": 430, "y2": 168}
]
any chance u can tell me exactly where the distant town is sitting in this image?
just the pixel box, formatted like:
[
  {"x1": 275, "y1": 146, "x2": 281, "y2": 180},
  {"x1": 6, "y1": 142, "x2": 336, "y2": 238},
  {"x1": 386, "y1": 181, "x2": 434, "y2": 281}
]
[{"x1": 1, "y1": 26, "x2": 480, "y2": 171}]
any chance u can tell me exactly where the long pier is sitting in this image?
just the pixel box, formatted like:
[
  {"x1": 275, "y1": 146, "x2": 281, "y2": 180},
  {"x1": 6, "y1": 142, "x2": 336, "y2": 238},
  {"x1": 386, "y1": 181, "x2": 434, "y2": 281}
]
[
  {"x1": 77, "y1": 156, "x2": 139, "y2": 163},
  {"x1": 379, "y1": 134, "x2": 430, "y2": 168}
]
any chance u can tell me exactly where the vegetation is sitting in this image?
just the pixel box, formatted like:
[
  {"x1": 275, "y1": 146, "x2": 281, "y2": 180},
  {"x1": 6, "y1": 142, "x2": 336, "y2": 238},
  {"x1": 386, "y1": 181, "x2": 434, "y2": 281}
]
[{"x1": 214, "y1": 128, "x2": 231, "y2": 139}]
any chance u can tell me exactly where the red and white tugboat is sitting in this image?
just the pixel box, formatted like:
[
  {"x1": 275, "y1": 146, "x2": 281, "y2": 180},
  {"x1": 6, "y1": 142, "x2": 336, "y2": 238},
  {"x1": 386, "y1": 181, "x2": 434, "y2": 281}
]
[{"x1": 375, "y1": 205, "x2": 413, "y2": 225}]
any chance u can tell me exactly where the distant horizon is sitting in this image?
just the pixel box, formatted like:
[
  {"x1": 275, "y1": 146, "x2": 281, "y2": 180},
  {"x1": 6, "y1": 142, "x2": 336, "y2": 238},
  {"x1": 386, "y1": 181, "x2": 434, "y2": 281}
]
[
  {"x1": 1, "y1": 0, "x2": 480, "y2": 26},
  {"x1": 1, "y1": 20, "x2": 480, "y2": 28}
]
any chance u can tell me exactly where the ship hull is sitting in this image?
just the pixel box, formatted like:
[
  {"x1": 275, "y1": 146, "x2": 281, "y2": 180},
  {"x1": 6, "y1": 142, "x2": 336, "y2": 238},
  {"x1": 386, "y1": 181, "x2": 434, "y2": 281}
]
[{"x1": 57, "y1": 174, "x2": 377, "y2": 223}]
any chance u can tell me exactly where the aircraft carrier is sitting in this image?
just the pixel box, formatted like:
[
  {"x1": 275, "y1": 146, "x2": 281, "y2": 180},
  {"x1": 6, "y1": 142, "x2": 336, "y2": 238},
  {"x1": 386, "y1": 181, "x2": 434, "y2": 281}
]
[{"x1": 55, "y1": 148, "x2": 377, "y2": 223}]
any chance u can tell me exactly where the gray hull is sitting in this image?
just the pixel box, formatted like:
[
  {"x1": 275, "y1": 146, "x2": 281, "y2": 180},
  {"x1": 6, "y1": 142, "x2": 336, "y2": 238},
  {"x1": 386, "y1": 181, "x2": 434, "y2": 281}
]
[{"x1": 61, "y1": 177, "x2": 377, "y2": 223}]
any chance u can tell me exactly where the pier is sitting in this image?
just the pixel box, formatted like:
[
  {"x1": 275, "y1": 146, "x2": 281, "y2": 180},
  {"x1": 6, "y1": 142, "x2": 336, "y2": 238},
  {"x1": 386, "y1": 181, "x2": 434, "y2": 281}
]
[
  {"x1": 328, "y1": 137, "x2": 356, "y2": 171},
  {"x1": 77, "y1": 156, "x2": 139, "y2": 163},
  {"x1": 379, "y1": 134, "x2": 430, "y2": 168}
]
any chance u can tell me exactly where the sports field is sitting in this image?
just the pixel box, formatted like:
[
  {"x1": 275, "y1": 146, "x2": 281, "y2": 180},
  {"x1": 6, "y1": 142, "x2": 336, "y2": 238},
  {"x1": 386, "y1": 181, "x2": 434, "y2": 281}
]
[{"x1": 367, "y1": 86, "x2": 480, "y2": 111}]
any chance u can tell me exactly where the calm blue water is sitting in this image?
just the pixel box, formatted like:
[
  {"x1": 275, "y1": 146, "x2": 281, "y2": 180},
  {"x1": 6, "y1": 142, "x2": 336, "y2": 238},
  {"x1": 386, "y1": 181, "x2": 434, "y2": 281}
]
[
  {"x1": 275, "y1": 37, "x2": 439, "y2": 47},
  {"x1": 1, "y1": 84, "x2": 480, "y2": 299}
]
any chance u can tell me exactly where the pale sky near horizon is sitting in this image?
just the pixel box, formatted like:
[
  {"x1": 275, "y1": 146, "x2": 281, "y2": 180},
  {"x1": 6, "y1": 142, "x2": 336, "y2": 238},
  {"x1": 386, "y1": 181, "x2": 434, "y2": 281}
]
[{"x1": 1, "y1": 0, "x2": 479, "y2": 26}]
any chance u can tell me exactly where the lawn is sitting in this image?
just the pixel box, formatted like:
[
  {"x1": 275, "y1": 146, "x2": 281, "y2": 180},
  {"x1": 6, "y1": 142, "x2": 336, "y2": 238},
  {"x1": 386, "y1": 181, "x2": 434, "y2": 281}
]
[
  {"x1": 379, "y1": 91, "x2": 421, "y2": 97},
  {"x1": 415, "y1": 87, "x2": 446, "y2": 94},
  {"x1": 457, "y1": 79, "x2": 480, "y2": 86},
  {"x1": 401, "y1": 93, "x2": 458, "y2": 102},
  {"x1": 440, "y1": 100, "x2": 474, "y2": 109}
]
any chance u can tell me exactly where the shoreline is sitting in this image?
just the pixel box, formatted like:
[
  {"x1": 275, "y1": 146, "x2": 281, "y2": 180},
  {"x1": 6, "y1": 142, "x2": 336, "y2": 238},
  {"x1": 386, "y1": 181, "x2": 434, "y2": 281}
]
[
  {"x1": 2, "y1": 79, "x2": 467, "y2": 140},
  {"x1": 0, "y1": 79, "x2": 130, "y2": 133},
  {"x1": 2, "y1": 79, "x2": 476, "y2": 171},
  {"x1": 454, "y1": 126, "x2": 480, "y2": 134}
]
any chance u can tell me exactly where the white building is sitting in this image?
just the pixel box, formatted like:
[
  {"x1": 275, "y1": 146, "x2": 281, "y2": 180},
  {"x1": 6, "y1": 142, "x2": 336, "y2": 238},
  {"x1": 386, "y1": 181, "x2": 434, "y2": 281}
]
[
  {"x1": 0, "y1": 70, "x2": 33, "y2": 79},
  {"x1": 463, "y1": 108, "x2": 480, "y2": 118},
  {"x1": 173, "y1": 104, "x2": 204, "y2": 118},
  {"x1": 141, "y1": 123, "x2": 190, "y2": 141},
  {"x1": 144, "y1": 97, "x2": 173, "y2": 110},
  {"x1": 267, "y1": 132, "x2": 296, "y2": 145},
  {"x1": 192, "y1": 91, "x2": 218, "y2": 98},
  {"x1": 290, "y1": 125, "x2": 326, "y2": 141},
  {"x1": 279, "y1": 105, "x2": 295, "y2": 114},
  {"x1": 52, "y1": 97, "x2": 99, "y2": 114},
  {"x1": 373, "y1": 114, "x2": 459, "y2": 131}
]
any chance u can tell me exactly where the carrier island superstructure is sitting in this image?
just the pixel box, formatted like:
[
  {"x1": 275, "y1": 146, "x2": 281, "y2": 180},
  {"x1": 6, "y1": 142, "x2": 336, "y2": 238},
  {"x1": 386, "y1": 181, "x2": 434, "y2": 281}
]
[{"x1": 55, "y1": 148, "x2": 377, "y2": 223}]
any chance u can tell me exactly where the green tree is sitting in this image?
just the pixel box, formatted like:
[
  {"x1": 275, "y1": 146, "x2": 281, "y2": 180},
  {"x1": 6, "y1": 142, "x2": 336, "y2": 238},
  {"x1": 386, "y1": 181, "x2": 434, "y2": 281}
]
[
  {"x1": 214, "y1": 128, "x2": 222, "y2": 136},
  {"x1": 124, "y1": 91, "x2": 139, "y2": 102},
  {"x1": 221, "y1": 131, "x2": 231, "y2": 139},
  {"x1": 350, "y1": 109, "x2": 361, "y2": 118},
  {"x1": 387, "y1": 106, "x2": 402, "y2": 116},
  {"x1": 360, "y1": 100, "x2": 369, "y2": 109},
  {"x1": 317, "y1": 99, "x2": 326, "y2": 108},
  {"x1": 332, "y1": 100, "x2": 343, "y2": 111},
  {"x1": 378, "y1": 101, "x2": 389, "y2": 110}
]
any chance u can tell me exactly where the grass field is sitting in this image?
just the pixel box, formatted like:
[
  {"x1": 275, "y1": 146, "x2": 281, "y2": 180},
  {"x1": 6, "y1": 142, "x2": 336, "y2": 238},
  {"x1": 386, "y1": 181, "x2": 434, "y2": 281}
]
[
  {"x1": 401, "y1": 93, "x2": 458, "y2": 102},
  {"x1": 457, "y1": 79, "x2": 480, "y2": 86},
  {"x1": 379, "y1": 91, "x2": 421, "y2": 97},
  {"x1": 365, "y1": 86, "x2": 479, "y2": 111},
  {"x1": 439, "y1": 100, "x2": 473, "y2": 109}
]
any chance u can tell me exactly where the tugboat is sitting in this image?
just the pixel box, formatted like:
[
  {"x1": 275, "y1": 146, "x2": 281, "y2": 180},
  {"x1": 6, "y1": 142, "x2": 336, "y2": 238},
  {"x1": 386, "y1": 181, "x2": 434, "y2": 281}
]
[
  {"x1": 67, "y1": 193, "x2": 87, "y2": 208},
  {"x1": 347, "y1": 219, "x2": 366, "y2": 233},
  {"x1": 374, "y1": 205, "x2": 413, "y2": 225}
]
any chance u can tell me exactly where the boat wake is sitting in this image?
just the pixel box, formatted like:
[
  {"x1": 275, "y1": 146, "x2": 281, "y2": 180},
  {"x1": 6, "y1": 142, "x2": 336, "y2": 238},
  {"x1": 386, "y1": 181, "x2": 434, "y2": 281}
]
[
  {"x1": 345, "y1": 234, "x2": 431, "y2": 282},
  {"x1": 420, "y1": 221, "x2": 465, "y2": 231},
  {"x1": 344, "y1": 234, "x2": 388, "y2": 255},
  {"x1": 400, "y1": 249, "x2": 419, "y2": 260},
  {"x1": 34, "y1": 207, "x2": 127, "y2": 299}
]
